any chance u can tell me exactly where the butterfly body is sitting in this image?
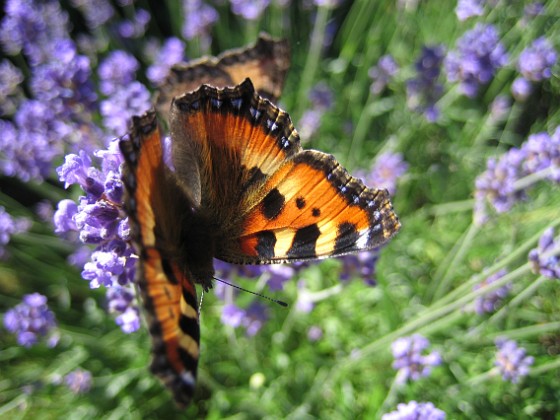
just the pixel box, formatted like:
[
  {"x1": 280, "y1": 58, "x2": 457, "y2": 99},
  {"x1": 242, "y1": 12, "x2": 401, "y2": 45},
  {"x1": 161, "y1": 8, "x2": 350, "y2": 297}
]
[{"x1": 120, "y1": 38, "x2": 400, "y2": 408}]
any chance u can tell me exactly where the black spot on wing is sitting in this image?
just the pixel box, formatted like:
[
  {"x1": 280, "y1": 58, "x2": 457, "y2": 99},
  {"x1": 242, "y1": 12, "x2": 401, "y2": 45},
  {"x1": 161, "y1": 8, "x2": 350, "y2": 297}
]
[
  {"x1": 312, "y1": 208, "x2": 321, "y2": 217},
  {"x1": 262, "y1": 188, "x2": 285, "y2": 220},
  {"x1": 287, "y1": 224, "x2": 320, "y2": 258},
  {"x1": 296, "y1": 197, "x2": 306, "y2": 209},
  {"x1": 334, "y1": 222, "x2": 360, "y2": 253},
  {"x1": 256, "y1": 231, "x2": 276, "y2": 259}
]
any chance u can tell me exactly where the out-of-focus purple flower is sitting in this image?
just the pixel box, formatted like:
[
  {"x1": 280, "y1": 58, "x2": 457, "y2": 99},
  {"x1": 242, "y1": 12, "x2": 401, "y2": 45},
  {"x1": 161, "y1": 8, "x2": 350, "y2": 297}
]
[
  {"x1": 473, "y1": 269, "x2": 511, "y2": 314},
  {"x1": 522, "y1": 129, "x2": 560, "y2": 182},
  {"x1": 309, "y1": 83, "x2": 334, "y2": 111},
  {"x1": 0, "y1": 101, "x2": 65, "y2": 181},
  {"x1": 266, "y1": 265, "x2": 294, "y2": 291},
  {"x1": 407, "y1": 45, "x2": 445, "y2": 121},
  {"x1": 107, "y1": 282, "x2": 140, "y2": 334},
  {"x1": 70, "y1": 0, "x2": 115, "y2": 28},
  {"x1": 446, "y1": 24, "x2": 508, "y2": 97},
  {"x1": 524, "y1": 2, "x2": 544, "y2": 17},
  {"x1": 369, "y1": 55, "x2": 399, "y2": 94},
  {"x1": 295, "y1": 281, "x2": 315, "y2": 313},
  {"x1": 298, "y1": 110, "x2": 322, "y2": 141},
  {"x1": 518, "y1": 37, "x2": 557, "y2": 82},
  {"x1": 100, "y1": 82, "x2": 151, "y2": 136},
  {"x1": 0, "y1": 206, "x2": 31, "y2": 258},
  {"x1": 391, "y1": 334, "x2": 441, "y2": 384},
  {"x1": 495, "y1": 338, "x2": 534, "y2": 383},
  {"x1": 313, "y1": 0, "x2": 343, "y2": 7},
  {"x1": 455, "y1": 0, "x2": 484, "y2": 21},
  {"x1": 0, "y1": 59, "x2": 24, "y2": 116},
  {"x1": 117, "y1": 9, "x2": 151, "y2": 39},
  {"x1": 98, "y1": 51, "x2": 140, "y2": 95},
  {"x1": 3, "y1": 293, "x2": 59, "y2": 348},
  {"x1": 382, "y1": 401, "x2": 446, "y2": 420},
  {"x1": 182, "y1": 0, "x2": 218, "y2": 42},
  {"x1": 115, "y1": 306, "x2": 141, "y2": 334},
  {"x1": 53, "y1": 199, "x2": 79, "y2": 235},
  {"x1": 307, "y1": 326, "x2": 323, "y2": 342},
  {"x1": 512, "y1": 77, "x2": 532, "y2": 102},
  {"x1": 366, "y1": 152, "x2": 409, "y2": 196},
  {"x1": 230, "y1": 0, "x2": 270, "y2": 19},
  {"x1": 146, "y1": 37, "x2": 187, "y2": 86},
  {"x1": 221, "y1": 302, "x2": 268, "y2": 336},
  {"x1": 474, "y1": 147, "x2": 527, "y2": 225},
  {"x1": 529, "y1": 227, "x2": 560, "y2": 279},
  {"x1": 0, "y1": 0, "x2": 70, "y2": 65},
  {"x1": 64, "y1": 368, "x2": 92, "y2": 394},
  {"x1": 68, "y1": 246, "x2": 92, "y2": 268},
  {"x1": 339, "y1": 251, "x2": 379, "y2": 286}
]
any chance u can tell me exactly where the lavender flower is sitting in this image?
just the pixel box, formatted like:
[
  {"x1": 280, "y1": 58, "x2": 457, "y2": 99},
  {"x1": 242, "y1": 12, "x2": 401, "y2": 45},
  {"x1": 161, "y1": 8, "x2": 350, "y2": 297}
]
[
  {"x1": 307, "y1": 326, "x2": 323, "y2": 341},
  {"x1": 529, "y1": 227, "x2": 560, "y2": 279},
  {"x1": 524, "y1": 2, "x2": 544, "y2": 18},
  {"x1": 366, "y1": 152, "x2": 408, "y2": 196},
  {"x1": 3, "y1": 293, "x2": 59, "y2": 348},
  {"x1": 0, "y1": 206, "x2": 31, "y2": 258},
  {"x1": 0, "y1": 59, "x2": 24, "y2": 116},
  {"x1": 70, "y1": 0, "x2": 115, "y2": 29},
  {"x1": 339, "y1": 251, "x2": 380, "y2": 286},
  {"x1": 298, "y1": 110, "x2": 323, "y2": 141},
  {"x1": 182, "y1": 0, "x2": 218, "y2": 43},
  {"x1": 391, "y1": 334, "x2": 441, "y2": 384},
  {"x1": 64, "y1": 368, "x2": 92, "y2": 394},
  {"x1": 230, "y1": 0, "x2": 270, "y2": 20},
  {"x1": 455, "y1": 0, "x2": 484, "y2": 21},
  {"x1": 473, "y1": 147, "x2": 526, "y2": 225},
  {"x1": 98, "y1": 51, "x2": 140, "y2": 95},
  {"x1": 117, "y1": 9, "x2": 151, "y2": 39},
  {"x1": 495, "y1": 338, "x2": 534, "y2": 383},
  {"x1": 472, "y1": 269, "x2": 511, "y2": 314},
  {"x1": 295, "y1": 281, "x2": 315, "y2": 313},
  {"x1": 265, "y1": 265, "x2": 294, "y2": 291},
  {"x1": 221, "y1": 302, "x2": 269, "y2": 336},
  {"x1": 298, "y1": 83, "x2": 334, "y2": 141},
  {"x1": 100, "y1": 82, "x2": 151, "y2": 136},
  {"x1": 489, "y1": 95, "x2": 511, "y2": 121},
  {"x1": 407, "y1": 45, "x2": 445, "y2": 121},
  {"x1": 446, "y1": 24, "x2": 508, "y2": 97},
  {"x1": 522, "y1": 129, "x2": 560, "y2": 182},
  {"x1": 382, "y1": 401, "x2": 446, "y2": 420},
  {"x1": 0, "y1": 0, "x2": 70, "y2": 65},
  {"x1": 369, "y1": 55, "x2": 399, "y2": 94},
  {"x1": 146, "y1": 37, "x2": 186, "y2": 86},
  {"x1": 517, "y1": 37, "x2": 557, "y2": 82}
]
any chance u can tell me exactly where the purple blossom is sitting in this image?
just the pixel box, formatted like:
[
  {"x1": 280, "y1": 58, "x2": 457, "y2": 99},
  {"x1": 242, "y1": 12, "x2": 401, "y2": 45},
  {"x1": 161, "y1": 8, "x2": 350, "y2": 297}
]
[
  {"x1": 221, "y1": 302, "x2": 269, "y2": 336},
  {"x1": 407, "y1": 45, "x2": 445, "y2": 121},
  {"x1": 70, "y1": 0, "x2": 115, "y2": 28},
  {"x1": 522, "y1": 129, "x2": 560, "y2": 182},
  {"x1": 182, "y1": 0, "x2": 218, "y2": 41},
  {"x1": 0, "y1": 206, "x2": 31, "y2": 258},
  {"x1": 0, "y1": 0, "x2": 70, "y2": 65},
  {"x1": 265, "y1": 265, "x2": 294, "y2": 291},
  {"x1": 524, "y1": 2, "x2": 544, "y2": 18},
  {"x1": 56, "y1": 150, "x2": 103, "y2": 196},
  {"x1": 295, "y1": 281, "x2": 315, "y2": 313},
  {"x1": 64, "y1": 368, "x2": 92, "y2": 394},
  {"x1": 3, "y1": 293, "x2": 59, "y2": 348},
  {"x1": 309, "y1": 83, "x2": 334, "y2": 111},
  {"x1": 495, "y1": 338, "x2": 534, "y2": 383},
  {"x1": 489, "y1": 95, "x2": 510, "y2": 121},
  {"x1": 382, "y1": 401, "x2": 446, "y2": 420},
  {"x1": 146, "y1": 37, "x2": 187, "y2": 86},
  {"x1": 0, "y1": 59, "x2": 24, "y2": 116},
  {"x1": 472, "y1": 269, "x2": 511, "y2": 314},
  {"x1": 518, "y1": 37, "x2": 557, "y2": 82},
  {"x1": 474, "y1": 147, "x2": 527, "y2": 225},
  {"x1": 230, "y1": 0, "x2": 271, "y2": 20},
  {"x1": 98, "y1": 51, "x2": 140, "y2": 95},
  {"x1": 445, "y1": 24, "x2": 508, "y2": 97},
  {"x1": 68, "y1": 246, "x2": 92, "y2": 268},
  {"x1": 529, "y1": 227, "x2": 560, "y2": 279},
  {"x1": 100, "y1": 82, "x2": 151, "y2": 136},
  {"x1": 366, "y1": 152, "x2": 409, "y2": 196},
  {"x1": 298, "y1": 110, "x2": 323, "y2": 141},
  {"x1": 339, "y1": 251, "x2": 379, "y2": 286},
  {"x1": 307, "y1": 326, "x2": 323, "y2": 341},
  {"x1": 369, "y1": 55, "x2": 399, "y2": 94},
  {"x1": 391, "y1": 334, "x2": 441, "y2": 384},
  {"x1": 107, "y1": 286, "x2": 140, "y2": 333},
  {"x1": 455, "y1": 0, "x2": 484, "y2": 21},
  {"x1": 117, "y1": 9, "x2": 151, "y2": 39},
  {"x1": 53, "y1": 199, "x2": 79, "y2": 235}
]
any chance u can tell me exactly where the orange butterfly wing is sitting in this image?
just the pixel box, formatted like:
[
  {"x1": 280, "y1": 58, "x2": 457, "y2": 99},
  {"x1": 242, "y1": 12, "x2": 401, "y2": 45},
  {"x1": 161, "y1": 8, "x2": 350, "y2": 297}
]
[
  {"x1": 169, "y1": 79, "x2": 400, "y2": 264},
  {"x1": 119, "y1": 113, "x2": 200, "y2": 407},
  {"x1": 156, "y1": 33, "x2": 290, "y2": 121}
]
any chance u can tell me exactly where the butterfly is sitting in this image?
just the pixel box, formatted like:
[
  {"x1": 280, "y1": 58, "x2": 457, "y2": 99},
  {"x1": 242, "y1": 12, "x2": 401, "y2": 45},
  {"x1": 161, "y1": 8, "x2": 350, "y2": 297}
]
[{"x1": 119, "y1": 39, "x2": 400, "y2": 408}]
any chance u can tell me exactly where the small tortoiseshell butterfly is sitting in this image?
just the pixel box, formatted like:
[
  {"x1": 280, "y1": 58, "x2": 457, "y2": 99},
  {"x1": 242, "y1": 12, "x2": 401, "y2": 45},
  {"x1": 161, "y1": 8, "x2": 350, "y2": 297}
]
[{"x1": 119, "y1": 37, "x2": 400, "y2": 407}]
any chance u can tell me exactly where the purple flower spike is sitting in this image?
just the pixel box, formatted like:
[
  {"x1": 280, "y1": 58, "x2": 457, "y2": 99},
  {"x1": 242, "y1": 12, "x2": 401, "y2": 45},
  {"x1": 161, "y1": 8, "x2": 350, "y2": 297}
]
[
  {"x1": 455, "y1": 0, "x2": 484, "y2": 21},
  {"x1": 100, "y1": 82, "x2": 151, "y2": 136},
  {"x1": 472, "y1": 269, "x2": 511, "y2": 314},
  {"x1": 182, "y1": 0, "x2": 218, "y2": 41},
  {"x1": 382, "y1": 401, "x2": 446, "y2": 420},
  {"x1": 369, "y1": 54, "x2": 399, "y2": 94},
  {"x1": 98, "y1": 51, "x2": 140, "y2": 95},
  {"x1": 446, "y1": 24, "x2": 508, "y2": 97},
  {"x1": 495, "y1": 338, "x2": 534, "y2": 383},
  {"x1": 230, "y1": 0, "x2": 270, "y2": 20},
  {"x1": 518, "y1": 37, "x2": 557, "y2": 82},
  {"x1": 391, "y1": 334, "x2": 441, "y2": 384},
  {"x1": 146, "y1": 37, "x2": 186, "y2": 86},
  {"x1": 3, "y1": 293, "x2": 59, "y2": 348},
  {"x1": 64, "y1": 368, "x2": 92, "y2": 394},
  {"x1": 529, "y1": 227, "x2": 560, "y2": 279},
  {"x1": 367, "y1": 152, "x2": 409, "y2": 196},
  {"x1": 220, "y1": 302, "x2": 269, "y2": 336},
  {"x1": 53, "y1": 199, "x2": 78, "y2": 235}
]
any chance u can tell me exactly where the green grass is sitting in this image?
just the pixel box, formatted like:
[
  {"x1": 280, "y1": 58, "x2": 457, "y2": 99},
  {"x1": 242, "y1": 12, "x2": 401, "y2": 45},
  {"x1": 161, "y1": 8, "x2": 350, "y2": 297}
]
[{"x1": 1, "y1": 1, "x2": 560, "y2": 418}]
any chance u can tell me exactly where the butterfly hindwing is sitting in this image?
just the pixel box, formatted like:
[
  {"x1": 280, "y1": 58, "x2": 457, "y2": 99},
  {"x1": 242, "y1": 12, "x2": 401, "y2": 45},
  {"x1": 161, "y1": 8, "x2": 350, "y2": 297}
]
[
  {"x1": 119, "y1": 113, "x2": 201, "y2": 407},
  {"x1": 156, "y1": 33, "x2": 290, "y2": 121},
  {"x1": 169, "y1": 79, "x2": 401, "y2": 265}
]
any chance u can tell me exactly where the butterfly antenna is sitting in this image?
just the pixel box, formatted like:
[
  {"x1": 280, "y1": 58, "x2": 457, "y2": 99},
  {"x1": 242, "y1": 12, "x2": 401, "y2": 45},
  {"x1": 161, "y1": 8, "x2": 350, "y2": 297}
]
[
  {"x1": 213, "y1": 277, "x2": 288, "y2": 307},
  {"x1": 198, "y1": 290, "x2": 204, "y2": 315}
]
